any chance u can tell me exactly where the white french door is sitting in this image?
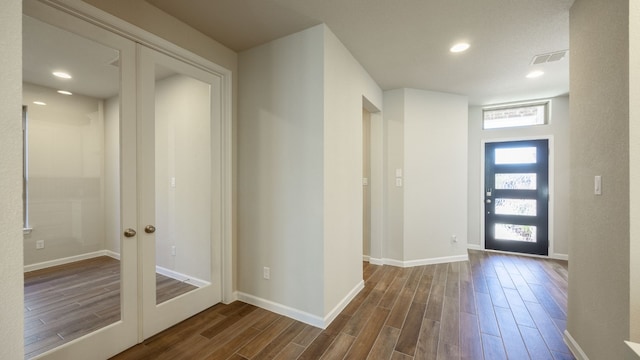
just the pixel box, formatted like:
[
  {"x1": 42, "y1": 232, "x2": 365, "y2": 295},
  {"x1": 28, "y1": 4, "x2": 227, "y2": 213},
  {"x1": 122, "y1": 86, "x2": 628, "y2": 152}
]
[
  {"x1": 25, "y1": 1, "x2": 224, "y2": 358},
  {"x1": 137, "y1": 44, "x2": 223, "y2": 339}
]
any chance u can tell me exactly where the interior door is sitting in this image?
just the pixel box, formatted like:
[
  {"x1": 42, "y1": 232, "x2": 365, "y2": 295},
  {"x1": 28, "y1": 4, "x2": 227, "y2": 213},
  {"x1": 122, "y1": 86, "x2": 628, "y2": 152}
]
[
  {"x1": 24, "y1": 1, "x2": 138, "y2": 359},
  {"x1": 484, "y1": 140, "x2": 549, "y2": 255},
  {"x1": 137, "y1": 45, "x2": 223, "y2": 339}
]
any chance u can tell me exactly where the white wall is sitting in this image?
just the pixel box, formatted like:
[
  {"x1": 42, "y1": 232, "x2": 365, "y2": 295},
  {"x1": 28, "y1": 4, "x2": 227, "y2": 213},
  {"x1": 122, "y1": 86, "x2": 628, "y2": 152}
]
[
  {"x1": 238, "y1": 25, "x2": 326, "y2": 318},
  {"x1": 567, "y1": 0, "x2": 630, "y2": 358},
  {"x1": 0, "y1": 0, "x2": 25, "y2": 357},
  {"x1": 323, "y1": 26, "x2": 383, "y2": 315},
  {"x1": 154, "y1": 74, "x2": 212, "y2": 282},
  {"x1": 467, "y1": 96, "x2": 570, "y2": 258},
  {"x1": 382, "y1": 89, "x2": 468, "y2": 265},
  {"x1": 382, "y1": 89, "x2": 405, "y2": 261},
  {"x1": 23, "y1": 83, "x2": 107, "y2": 266},
  {"x1": 403, "y1": 89, "x2": 468, "y2": 262},
  {"x1": 238, "y1": 24, "x2": 383, "y2": 323}
]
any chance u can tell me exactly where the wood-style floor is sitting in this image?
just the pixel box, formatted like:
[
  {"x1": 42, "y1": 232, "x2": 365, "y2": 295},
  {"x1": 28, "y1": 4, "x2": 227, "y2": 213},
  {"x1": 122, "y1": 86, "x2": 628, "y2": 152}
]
[
  {"x1": 24, "y1": 256, "x2": 196, "y2": 359},
  {"x1": 112, "y1": 250, "x2": 574, "y2": 359}
]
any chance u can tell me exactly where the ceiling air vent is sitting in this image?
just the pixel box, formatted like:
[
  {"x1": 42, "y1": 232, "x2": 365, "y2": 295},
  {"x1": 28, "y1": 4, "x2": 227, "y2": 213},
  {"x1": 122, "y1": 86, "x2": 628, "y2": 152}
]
[{"x1": 531, "y1": 50, "x2": 568, "y2": 65}]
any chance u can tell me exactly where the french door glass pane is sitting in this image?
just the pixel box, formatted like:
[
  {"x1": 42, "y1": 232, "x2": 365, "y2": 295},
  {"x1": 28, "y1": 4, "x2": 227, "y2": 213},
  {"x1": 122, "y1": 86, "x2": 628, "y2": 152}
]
[
  {"x1": 495, "y1": 198, "x2": 537, "y2": 216},
  {"x1": 495, "y1": 223, "x2": 537, "y2": 242},
  {"x1": 495, "y1": 147, "x2": 537, "y2": 164},
  {"x1": 495, "y1": 173, "x2": 537, "y2": 190},
  {"x1": 154, "y1": 64, "x2": 212, "y2": 304},
  {"x1": 23, "y1": 15, "x2": 122, "y2": 357}
]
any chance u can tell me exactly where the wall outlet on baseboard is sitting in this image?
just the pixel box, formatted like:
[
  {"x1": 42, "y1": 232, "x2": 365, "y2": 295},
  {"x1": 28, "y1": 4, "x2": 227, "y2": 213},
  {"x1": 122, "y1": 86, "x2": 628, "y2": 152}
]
[
  {"x1": 36, "y1": 240, "x2": 45, "y2": 249},
  {"x1": 263, "y1": 267, "x2": 270, "y2": 280}
]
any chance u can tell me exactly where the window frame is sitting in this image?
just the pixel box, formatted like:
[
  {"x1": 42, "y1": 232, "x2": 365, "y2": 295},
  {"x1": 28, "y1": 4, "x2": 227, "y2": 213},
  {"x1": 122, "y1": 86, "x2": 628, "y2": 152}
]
[{"x1": 482, "y1": 100, "x2": 550, "y2": 130}]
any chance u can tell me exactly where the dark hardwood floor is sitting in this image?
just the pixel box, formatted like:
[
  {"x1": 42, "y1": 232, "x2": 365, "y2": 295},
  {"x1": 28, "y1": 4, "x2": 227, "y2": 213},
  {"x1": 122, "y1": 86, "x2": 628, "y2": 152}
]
[
  {"x1": 112, "y1": 250, "x2": 574, "y2": 359},
  {"x1": 24, "y1": 256, "x2": 196, "y2": 359}
]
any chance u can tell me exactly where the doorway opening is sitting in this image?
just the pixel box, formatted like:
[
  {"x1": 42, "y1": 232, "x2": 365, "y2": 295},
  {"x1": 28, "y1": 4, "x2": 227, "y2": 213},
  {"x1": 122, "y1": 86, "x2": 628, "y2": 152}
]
[{"x1": 363, "y1": 108, "x2": 371, "y2": 261}]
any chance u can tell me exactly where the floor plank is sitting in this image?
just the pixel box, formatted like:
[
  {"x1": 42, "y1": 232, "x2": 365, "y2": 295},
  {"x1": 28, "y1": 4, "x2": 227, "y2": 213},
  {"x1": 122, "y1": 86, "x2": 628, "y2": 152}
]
[
  {"x1": 99, "y1": 250, "x2": 575, "y2": 359},
  {"x1": 24, "y1": 256, "x2": 196, "y2": 359}
]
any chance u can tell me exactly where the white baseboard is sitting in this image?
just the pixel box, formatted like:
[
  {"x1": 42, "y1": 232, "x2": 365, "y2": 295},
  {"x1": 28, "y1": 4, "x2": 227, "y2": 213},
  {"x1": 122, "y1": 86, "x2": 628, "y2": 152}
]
[
  {"x1": 366, "y1": 254, "x2": 469, "y2": 268},
  {"x1": 24, "y1": 250, "x2": 117, "y2": 272},
  {"x1": 237, "y1": 292, "x2": 325, "y2": 328},
  {"x1": 323, "y1": 280, "x2": 364, "y2": 328},
  {"x1": 155, "y1": 266, "x2": 209, "y2": 288},
  {"x1": 564, "y1": 330, "x2": 589, "y2": 360},
  {"x1": 551, "y1": 253, "x2": 569, "y2": 261},
  {"x1": 467, "y1": 244, "x2": 482, "y2": 250},
  {"x1": 105, "y1": 250, "x2": 120, "y2": 260},
  {"x1": 363, "y1": 255, "x2": 371, "y2": 262},
  {"x1": 237, "y1": 280, "x2": 364, "y2": 329}
]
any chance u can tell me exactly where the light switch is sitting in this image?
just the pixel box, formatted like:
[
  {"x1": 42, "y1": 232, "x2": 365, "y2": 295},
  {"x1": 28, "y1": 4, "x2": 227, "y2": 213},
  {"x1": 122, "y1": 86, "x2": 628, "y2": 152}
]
[
  {"x1": 594, "y1": 175, "x2": 602, "y2": 195},
  {"x1": 395, "y1": 168, "x2": 403, "y2": 177},
  {"x1": 395, "y1": 178, "x2": 403, "y2": 187},
  {"x1": 362, "y1": 178, "x2": 369, "y2": 186},
  {"x1": 170, "y1": 177, "x2": 176, "y2": 188}
]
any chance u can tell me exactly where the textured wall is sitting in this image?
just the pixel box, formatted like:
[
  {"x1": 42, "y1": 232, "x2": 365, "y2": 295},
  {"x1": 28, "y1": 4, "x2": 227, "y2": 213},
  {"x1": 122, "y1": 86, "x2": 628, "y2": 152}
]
[
  {"x1": 0, "y1": 0, "x2": 25, "y2": 358},
  {"x1": 567, "y1": 0, "x2": 630, "y2": 358}
]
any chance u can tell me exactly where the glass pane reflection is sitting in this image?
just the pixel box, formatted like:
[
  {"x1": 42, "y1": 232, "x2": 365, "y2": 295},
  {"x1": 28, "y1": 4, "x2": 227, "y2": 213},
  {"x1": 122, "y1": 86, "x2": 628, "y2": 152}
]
[
  {"x1": 495, "y1": 147, "x2": 537, "y2": 164},
  {"x1": 495, "y1": 173, "x2": 537, "y2": 190},
  {"x1": 154, "y1": 64, "x2": 212, "y2": 304},
  {"x1": 495, "y1": 198, "x2": 537, "y2": 216},
  {"x1": 495, "y1": 224, "x2": 537, "y2": 242}
]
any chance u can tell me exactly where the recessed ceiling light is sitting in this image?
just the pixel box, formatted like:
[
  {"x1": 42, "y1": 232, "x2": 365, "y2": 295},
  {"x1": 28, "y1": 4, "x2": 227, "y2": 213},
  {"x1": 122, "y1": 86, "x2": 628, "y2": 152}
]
[
  {"x1": 33, "y1": 101, "x2": 47, "y2": 106},
  {"x1": 52, "y1": 71, "x2": 72, "y2": 79},
  {"x1": 57, "y1": 90, "x2": 73, "y2": 96},
  {"x1": 450, "y1": 43, "x2": 470, "y2": 53},
  {"x1": 526, "y1": 70, "x2": 545, "y2": 78}
]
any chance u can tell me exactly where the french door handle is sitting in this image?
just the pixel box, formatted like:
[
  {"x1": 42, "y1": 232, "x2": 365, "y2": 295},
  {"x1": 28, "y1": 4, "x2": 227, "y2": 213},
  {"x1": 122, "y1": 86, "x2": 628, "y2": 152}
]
[
  {"x1": 486, "y1": 199, "x2": 492, "y2": 203},
  {"x1": 144, "y1": 225, "x2": 156, "y2": 234},
  {"x1": 124, "y1": 228, "x2": 137, "y2": 237}
]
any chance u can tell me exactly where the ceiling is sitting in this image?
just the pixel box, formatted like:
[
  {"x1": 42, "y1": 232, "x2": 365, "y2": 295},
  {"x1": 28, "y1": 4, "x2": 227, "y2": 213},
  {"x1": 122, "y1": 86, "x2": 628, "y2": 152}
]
[{"x1": 146, "y1": 0, "x2": 574, "y2": 105}]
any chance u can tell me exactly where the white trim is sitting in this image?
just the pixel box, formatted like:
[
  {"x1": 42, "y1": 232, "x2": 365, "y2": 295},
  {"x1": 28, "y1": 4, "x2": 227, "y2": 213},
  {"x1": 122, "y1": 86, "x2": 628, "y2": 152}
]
[
  {"x1": 564, "y1": 330, "x2": 590, "y2": 360},
  {"x1": 105, "y1": 250, "x2": 120, "y2": 260},
  {"x1": 363, "y1": 255, "x2": 371, "y2": 262},
  {"x1": 552, "y1": 253, "x2": 569, "y2": 261},
  {"x1": 323, "y1": 281, "x2": 365, "y2": 328},
  {"x1": 155, "y1": 266, "x2": 209, "y2": 288},
  {"x1": 480, "y1": 136, "x2": 556, "y2": 256},
  {"x1": 236, "y1": 293, "x2": 325, "y2": 329},
  {"x1": 625, "y1": 341, "x2": 640, "y2": 359},
  {"x1": 238, "y1": 280, "x2": 364, "y2": 329},
  {"x1": 24, "y1": 250, "x2": 118, "y2": 272},
  {"x1": 467, "y1": 244, "x2": 482, "y2": 251},
  {"x1": 365, "y1": 254, "x2": 469, "y2": 268}
]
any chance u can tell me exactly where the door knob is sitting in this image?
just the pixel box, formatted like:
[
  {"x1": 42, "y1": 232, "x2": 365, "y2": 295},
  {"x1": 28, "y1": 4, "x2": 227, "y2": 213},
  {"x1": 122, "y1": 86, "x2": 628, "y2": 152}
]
[
  {"x1": 144, "y1": 225, "x2": 156, "y2": 234},
  {"x1": 486, "y1": 199, "x2": 492, "y2": 203},
  {"x1": 124, "y1": 228, "x2": 137, "y2": 237}
]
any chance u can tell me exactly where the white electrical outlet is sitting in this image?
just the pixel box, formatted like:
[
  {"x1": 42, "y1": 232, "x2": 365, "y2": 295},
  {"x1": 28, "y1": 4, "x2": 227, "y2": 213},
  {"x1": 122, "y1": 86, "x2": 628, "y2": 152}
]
[
  {"x1": 36, "y1": 240, "x2": 45, "y2": 249},
  {"x1": 451, "y1": 235, "x2": 458, "y2": 243},
  {"x1": 171, "y1": 245, "x2": 176, "y2": 256},
  {"x1": 263, "y1": 267, "x2": 270, "y2": 280}
]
